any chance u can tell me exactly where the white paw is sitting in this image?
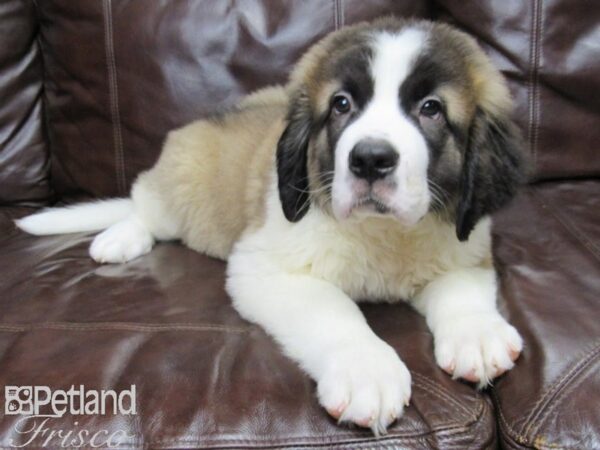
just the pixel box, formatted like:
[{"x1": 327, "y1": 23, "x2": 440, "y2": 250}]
[
  {"x1": 433, "y1": 313, "x2": 522, "y2": 388},
  {"x1": 89, "y1": 217, "x2": 154, "y2": 264},
  {"x1": 317, "y1": 339, "x2": 411, "y2": 435}
]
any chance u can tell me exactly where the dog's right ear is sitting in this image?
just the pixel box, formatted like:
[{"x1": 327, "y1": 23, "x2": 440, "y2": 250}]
[
  {"x1": 455, "y1": 108, "x2": 526, "y2": 241},
  {"x1": 277, "y1": 89, "x2": 313, "y2": 222}
]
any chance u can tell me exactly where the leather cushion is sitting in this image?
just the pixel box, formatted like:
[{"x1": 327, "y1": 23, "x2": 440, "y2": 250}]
[
  {"x1": 1, "y1": 205, "x2": 494, "y2": 449},
  {"x1": 37, "y1": 0, "x2": 429, "y2": 199},
  {"x1": 0, "y1": 0, "x2": 51, "y2": 205},
  {"x1": 435, "y1": 0, "x2": 600, "y2": 180},
  {"x1": 492, "y1": 180, "x2": 600, "y2": 449}
]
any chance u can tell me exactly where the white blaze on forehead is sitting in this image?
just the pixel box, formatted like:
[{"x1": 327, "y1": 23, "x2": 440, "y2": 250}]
[
  {"x1": 331, "y1": 27, "x2": 431, "y2": 224},
  {"x1": 370, "y1": 29, "x2": 427, "y2": 104}
]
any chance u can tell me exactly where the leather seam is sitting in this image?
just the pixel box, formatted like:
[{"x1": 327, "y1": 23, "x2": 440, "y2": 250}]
[
  {"x1": 491, "y1": 388, "x2": 533, "y2": 449},
  {"x1": 531, "y1": 187, "x2": 600, "y2": 262},
  {"x1": 102, "y1": 0, "x2": 127, "y2": 195},
  {"x1": 0, "y1": 322, "x2": 249, "y2": 333},
  {"x1": 411, "y1": 380, "x2": 473, "y2": 425},
  {"x1": 30, "y1": 0, "x2": 54, "y2": 203},
  {"x1": 520, "y1": 340, "x2": 600, "y2": 438},
  {"x1": 412, "y1": 372, "x2": 476, "y2": 419},
  {"x1": 332, "y1": 0, "x2": 339, "y2": 30},
  {"x1": 493, "y1": 340, "x2": 600, "y2": 446},
  {"x1": 533, "y1": 0, "x2": 543, "y2": 170},
  {"x1": 495, "y1": 379, "x2": 598, "y2": 450},
  {"x1": 527, "y1": 0, "x2": 542, "y2": 170},
  {"x1": 0, "y1": 400, "x2": 489, "y2": 448},
  {"x1": 142, "y1": 416, "x2": 486, "y2": 446}
]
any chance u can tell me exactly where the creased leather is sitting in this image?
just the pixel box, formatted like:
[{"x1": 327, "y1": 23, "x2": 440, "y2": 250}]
[
  {"x1": 2, "y1": 1, "x2": 599, "y2": 448},
  {"x1": 434, "y1": 0, "x2": 600, "y2": 180},
  {"x1": 1, "y1": 206, "x2": 495, "y2": 449},
  {"x1": 492, "y1": 180, "x2": 600, "y2": 449},
  {"x1": 0, "y1": 0, "x2": 51, "y2": 205}
]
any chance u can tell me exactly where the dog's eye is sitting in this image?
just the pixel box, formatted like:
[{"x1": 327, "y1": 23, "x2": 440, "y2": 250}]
[
  {"x1": 420, "y1": 99, "x2": 442, "y2": 118},
  {"x1": 333, "y1": 94, "x2": 352, "y2": 114}
]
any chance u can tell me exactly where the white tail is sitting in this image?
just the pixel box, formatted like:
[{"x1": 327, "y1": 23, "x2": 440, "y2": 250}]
[{"x1": 15, "y1": 198, "x2": 133, "y2": 235}]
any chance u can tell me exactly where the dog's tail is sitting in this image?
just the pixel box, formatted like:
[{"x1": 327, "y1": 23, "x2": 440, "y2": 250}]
[{"x1": 15, "y1": 198, "x2": 133, "y2": 235}]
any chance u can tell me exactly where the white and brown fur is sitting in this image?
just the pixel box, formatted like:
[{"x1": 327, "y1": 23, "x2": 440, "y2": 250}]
[{"x1": 17, "y1": 18, "x2": 527, "y2": 435}]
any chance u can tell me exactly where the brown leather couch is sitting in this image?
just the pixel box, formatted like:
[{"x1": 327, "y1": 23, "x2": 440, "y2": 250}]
[{"x1": 1, "y1": 1, "x2": 598, "y2": 449}]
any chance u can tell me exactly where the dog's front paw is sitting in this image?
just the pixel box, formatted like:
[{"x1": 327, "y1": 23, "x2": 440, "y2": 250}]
[
  {"x1": 90, "y1": 218, "x2": 153, "y2": 263},
  {"x1": 433, "y1": 313, "x2": 522, "y2": 388},
  {"x1": 317, "y1": 340, "x2": 411, "y2": 435}
]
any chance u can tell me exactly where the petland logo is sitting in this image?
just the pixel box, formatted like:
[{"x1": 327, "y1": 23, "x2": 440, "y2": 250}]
[
  {"x1": 4, "y1": 385, "x2": 137, "y2": 448},
  {"x1": 5, "y1": 385, "x2": 137, "y2": 417}
]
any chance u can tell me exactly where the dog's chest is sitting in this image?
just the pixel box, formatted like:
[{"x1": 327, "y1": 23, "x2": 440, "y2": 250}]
[{"x1": 281, "y1": 214, "x2": 491, "y2": 302}]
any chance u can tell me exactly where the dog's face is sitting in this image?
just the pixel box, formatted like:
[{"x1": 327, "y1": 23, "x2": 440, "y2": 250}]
[{"x1": 277, "y1": 19, "x2": 526, "y2": 240}]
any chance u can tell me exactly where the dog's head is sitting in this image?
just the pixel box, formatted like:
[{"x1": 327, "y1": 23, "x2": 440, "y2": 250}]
[{"x1": 277, "y1": 18, "x2": 527, "y2": 241}]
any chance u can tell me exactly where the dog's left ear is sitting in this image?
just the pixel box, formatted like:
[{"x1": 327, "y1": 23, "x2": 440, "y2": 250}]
[
  {"x1": 277, "y1": 89, "x2": 313, "y2": 222},
  {"x1": 456, "y1": 108, "x2": 527, "y2": 241}
]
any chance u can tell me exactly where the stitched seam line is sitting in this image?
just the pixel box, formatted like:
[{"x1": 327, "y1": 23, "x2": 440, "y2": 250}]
[
  {"x1": 533, "y1": 0, "x2": 543, "y2": 172},
  {"x1": 95, "y1": 419, "x2": 484, "y2": 446},
  {"x1": 491, "y1": 388, "x2": 529, "y2": 448},
  {"x1": 0, "y1": 420, "x2": 486, "y2": 449},
  {"x1": 533, "y1": 361, "x2": 599, "y2": 445},
  {"x1": 412, "y1": 372, "x2": 476, "y2": 419},
  {"x1": 0, "y1": 421, "x2": 475, "y2": 450},
  {"x1": 521, "y1": 341, "x2": 600, "y2": 438},
  {"x1": 332, "y1": 0, "x2": 339, "y2": 30},
  {"x1": 0, "y1": 322, "x2": 249, "y2": 333},
  {"x1": 527, "y1": 0, "x2": 542, "y2": 170},
  {"x1": 494, "y1": 340, "x2": 600, "y2": 446},
  {"x1": 30, "y1": 0, "x2": 54, "y2": 203},
  {"x1": 0, "y1": 417, "x2": 484, "y2": 448},
  {"x1": 411, "y1": 380, "x2": 470, "y2": 426},
  {"x1": 519, "y1": 340, "x2": 600, "y2": 437},
  {"x1": 493, "y1": 382, "x2": 600, "y2": 450},
  {"x1": 103, "y1": 0, "x2": 127, "y2": 195},
  {"x1": 532, "y1": 187, "x2": 600, "y2": 262}
]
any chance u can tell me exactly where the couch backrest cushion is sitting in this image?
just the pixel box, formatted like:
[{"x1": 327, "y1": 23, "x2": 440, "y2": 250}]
[
  {"x1": 9, "y1": 1, "x2": 600, "y2": 202},
  {"x1": 37, "y1": 0, "x2": 429, "y2": 198},
  {"x1": 435, "y1": 0, "x2": 600, "y2": 180},
  {"x1": 0, "y1": 0, "x2": 51, "y2": 204}
]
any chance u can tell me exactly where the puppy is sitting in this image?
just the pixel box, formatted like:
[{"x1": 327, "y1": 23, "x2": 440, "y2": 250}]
[{"x1": 17, "y1": 18, "x2": 527, "y2": 434}]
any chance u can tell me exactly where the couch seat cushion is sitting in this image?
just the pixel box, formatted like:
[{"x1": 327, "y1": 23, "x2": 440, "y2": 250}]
[
  {"x1": 492, "y1": 180, "x2": 600, "y2": 449},
  {"x1": 0, "y1": 207, "x2": 494, "y2": 449}
]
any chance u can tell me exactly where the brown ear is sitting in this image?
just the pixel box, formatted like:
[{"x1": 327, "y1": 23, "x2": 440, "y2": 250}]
[
  {"x1": 276, "y1": 90, "x2": 313, "y2": 222},
  {"x1": 456, "y1": 108, "x2": 527, "y2": 241}
]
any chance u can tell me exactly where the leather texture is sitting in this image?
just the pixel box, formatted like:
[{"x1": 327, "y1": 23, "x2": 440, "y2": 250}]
[
  {"x1": 2, "y1": 182, "x2": 598, "y2": 448},
  {"x1": 492, "y1": 180, "x2": 600, "y2": 450},
  {"x1": 36, "y1": 0, "x2": 429, "y2": 199},
  {"x1": 1, "y1": 1, "x2": 599, "y2": 448},
  {"x1": 0, "y1": 0, "x2": 51, "y2": 204},
  {"x1": 434, "y1": 0, "x2": 600, "y2": 181},
  {"x1": 1, "y1": 204, "x2": 496, "y2": 448}
]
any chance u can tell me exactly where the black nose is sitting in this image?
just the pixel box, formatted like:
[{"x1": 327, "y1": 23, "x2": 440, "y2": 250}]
[{"x1": 349, "y1": 139, "x2": 399, "y2": 182}]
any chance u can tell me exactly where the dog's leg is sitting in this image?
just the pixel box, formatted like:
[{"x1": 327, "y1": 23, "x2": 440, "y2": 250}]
[
  {"x1": 414, "y1": 267, "x2": 523, "y2": 388},
  {"x1": 226, "y1": 251, "x2": 411, "y2": 435},
  {"x1": 90, "y1": 178, "x2": 179, "y2": 264}
]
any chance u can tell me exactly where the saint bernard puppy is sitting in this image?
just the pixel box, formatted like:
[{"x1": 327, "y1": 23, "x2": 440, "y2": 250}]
[{"x1": 18, "y1": 18, "x2": 527, "y2": 434}]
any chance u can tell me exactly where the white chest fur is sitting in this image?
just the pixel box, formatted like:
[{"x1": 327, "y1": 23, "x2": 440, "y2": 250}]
[{"x1": 235, "y1": 186, "x2": 492, "y2": 303}]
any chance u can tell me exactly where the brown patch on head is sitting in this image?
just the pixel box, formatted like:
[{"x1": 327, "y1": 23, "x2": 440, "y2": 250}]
[
  {"x1": 278, "y1": 17, "x2": 524, "y2": 231},
  {"x1": 436, "y1": 84, "x2": 474, "y2": 127},
  {"x1": 429, "y1": 23, "x2": 513, "y2": 119},
  {"x1": 278, "y1": 20, "x2": 381, "y2": 221},
  {"x1": 288, "y1": 22, "x2": 374, "y2": 110},
  {"x1": 420, "y1": 24, "x2": 525, "y2": 240},
  {"x1": 392, "y1": 21, "x2": 525, "y2": 238}
]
